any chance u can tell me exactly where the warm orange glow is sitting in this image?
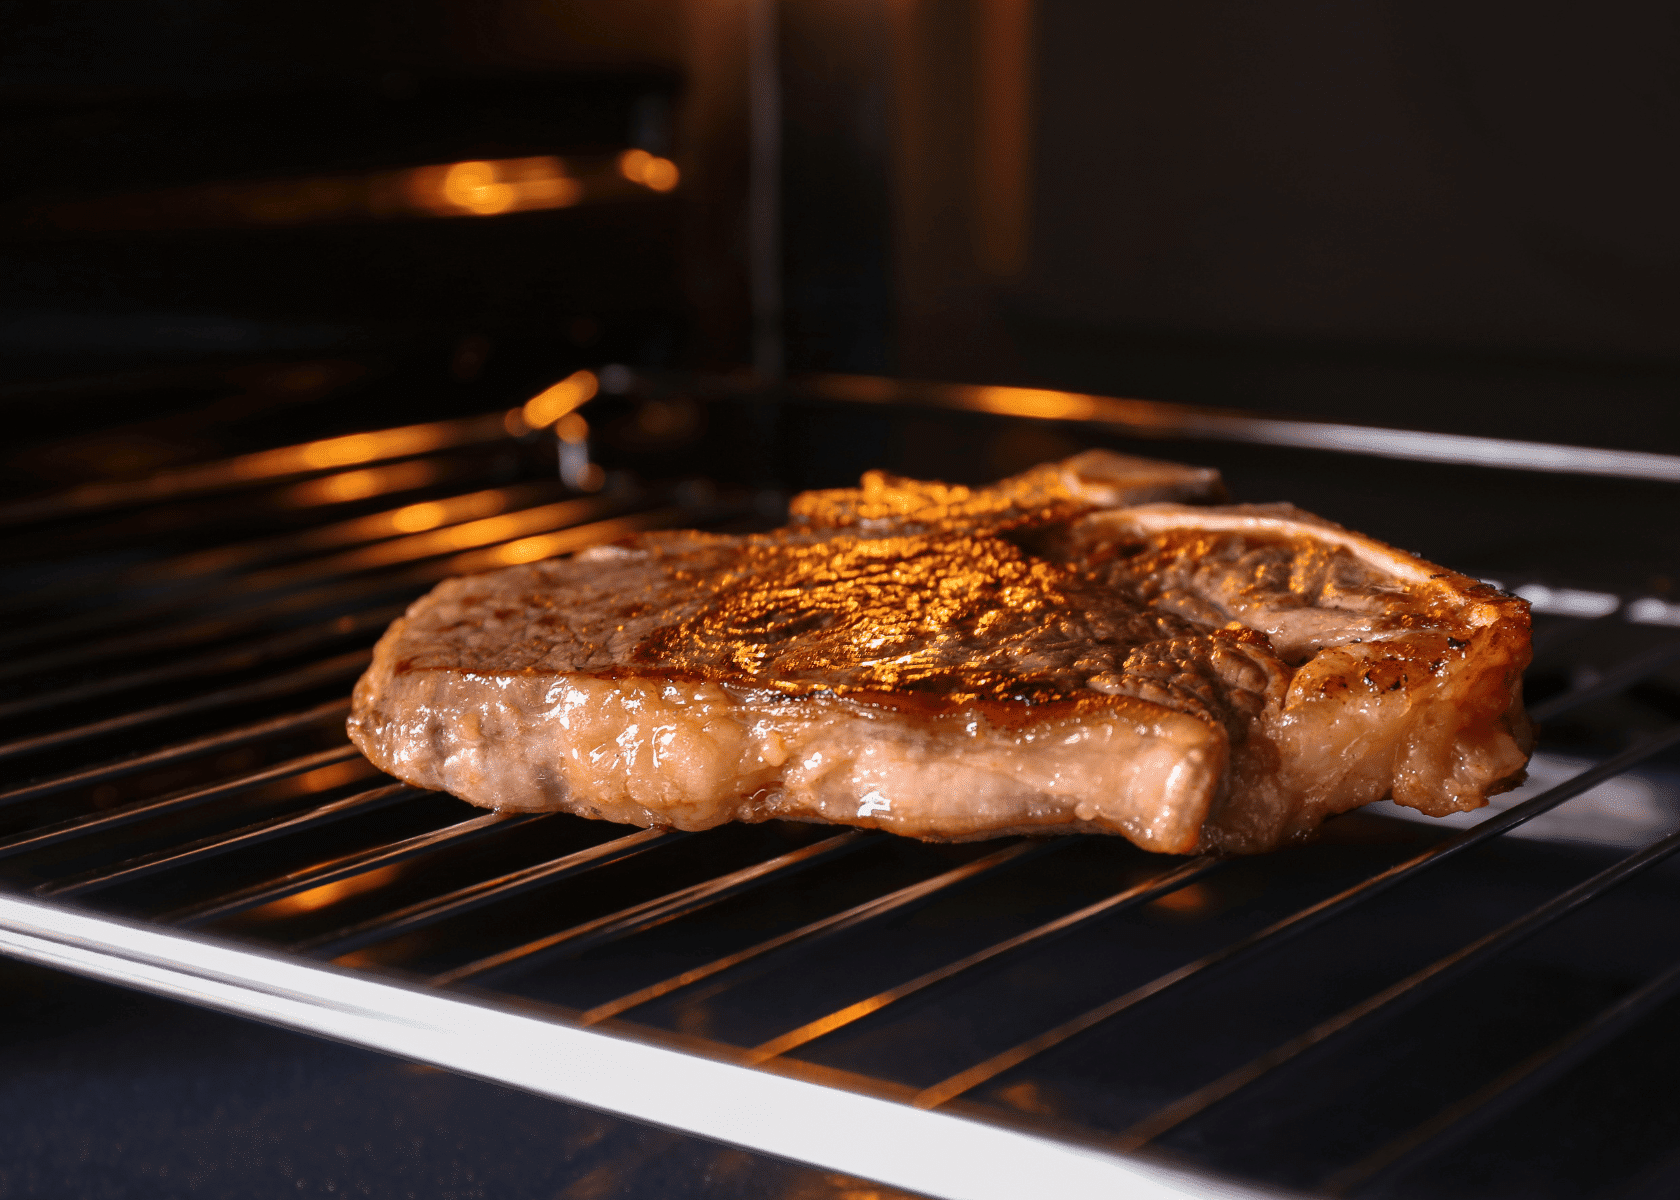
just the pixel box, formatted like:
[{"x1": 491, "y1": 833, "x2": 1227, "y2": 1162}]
[
  {"x1": 642, "y1": 157, "x2": 679, "y2": 192},
  {"x1": 232, "y1": 421, "x2": 476, "y2": 480},
  {"x1": 522, "y1": 369, "x2": 599, "y2": 428},
  {"x1": 443, "y1": 512, "x2": 661, "y2": 573},
  {"x1": 276, "y1": 460, "x2": 443, "y2": 507},
  {"x1": 289, "y1": 487, "x2": 516, "y2": 554},
  {"x1": 37, "y1": 151, "x2": 659, "y2": 235},
  {"x1": 442, "y1": 161, "x2": 513, "y2": 214},
  {"x1": 258, "y1": 865, "x2": 404, "y2": 918},
  {"x1": 968, "y1": 385, "x2": 1097, "y2": 422},
  {"x1": 388, "y1": 501, "x2": 450, "y2": 533},
  {"x1": 554, "y1": 412, "x2": 589, "y2": 445},
  {"x1": 502, "y1": 407, "x2": 531, "y2": 437},
  {"x1": 1151, "y1": 882, "x2": 1214, "y2": 915},
  {"x1": 409, "y1": 156, "x2": 582, "y2": 218},
  {"x1": 285, "y1": 759, "x2": 374, "y2": 796},
  {"x1": 617, "y1": 148, "x2": 680, "y2": 192},
  {"x1": 312, "y1": 498, "x2": 608, "y2": 574}
]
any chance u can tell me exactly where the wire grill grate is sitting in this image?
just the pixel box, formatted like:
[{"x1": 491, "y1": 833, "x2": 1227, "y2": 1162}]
[{"x1": 2, "y1": 369, "x2": 1679, "y2": 1200}]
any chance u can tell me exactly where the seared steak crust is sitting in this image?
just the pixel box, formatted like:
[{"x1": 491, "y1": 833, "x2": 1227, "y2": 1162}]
[{"x1": 349, "y1": 457, "x2": 1531, "y2": 854}]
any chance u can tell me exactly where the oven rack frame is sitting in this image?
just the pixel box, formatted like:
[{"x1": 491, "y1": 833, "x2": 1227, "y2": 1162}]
[{"x1": 1, "y1": 372, "x2": 1677, "y2": 1200}]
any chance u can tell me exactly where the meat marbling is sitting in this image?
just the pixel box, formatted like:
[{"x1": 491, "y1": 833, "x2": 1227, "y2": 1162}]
[{"x1": 348, "y1": 452, "x2": 1531, "y2": 854}]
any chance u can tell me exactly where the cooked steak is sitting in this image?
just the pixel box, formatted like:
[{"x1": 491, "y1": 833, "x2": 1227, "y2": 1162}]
[{"x1": 348, "y1": 455, "x2": 1531, "y2": 854}]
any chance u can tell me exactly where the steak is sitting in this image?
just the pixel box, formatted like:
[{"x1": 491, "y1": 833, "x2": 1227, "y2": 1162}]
[{"x1": 348, "y1": 454, "x2": 1531, "y2": 854}]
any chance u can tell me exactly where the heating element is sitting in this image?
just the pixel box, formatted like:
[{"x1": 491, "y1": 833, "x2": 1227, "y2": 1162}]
[{"x1": 3, "y1": 362, "x2": 1679, "y2": 1200}]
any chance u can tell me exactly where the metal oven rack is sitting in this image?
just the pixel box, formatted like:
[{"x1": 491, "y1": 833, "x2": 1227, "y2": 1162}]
[{"x1": 2, "y1": 367, "x2": 1678, "y2": 1200}]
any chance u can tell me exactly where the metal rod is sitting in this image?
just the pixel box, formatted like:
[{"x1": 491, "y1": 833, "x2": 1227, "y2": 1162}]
[
  {"x1": 1529, "y1": 642, "x2": 1680, "y2": 723},
  {"x1": 0, "y1": 481, "x2": 559, "y2": 620},
  {"x1": 0, "y1": 650, "x2": 370, "y2": 764},
  {"x1": 0, "y1": 743, "x2": 362, "y2": 862},
  {"x1": 37, "y1": 781, "x2": 417, "y2": 898},
  {"x1": 0, "y1": 502, "x2": 662, "y2": 662},
  {"x1": 166, "y1": 809, "x2": 544, "y2": 927},
  {"x1": 0, "y1": 411, "x2": 513, "y2": 527},
  {"x1": 1321, "y1": 956, "x2": 1680, "y2": 1195},
  {"x1": 909, "y1": 727, "x2": 1680, "y2": 1109},
  {"x1": 1117, "y1": 824, "x2": 1680, "y2": 1152},
  {"x1": 585, "y1": 839, "x2": 1050, "y2": 1028},
  {"x1": 0, "y1": 894, "x2": 1279, "y2": 1200},
  {"x1": 747, "y1": 855, "x2": 1223, "y2": 1065},
  {"x1": 0, "y1": 698, "x2": 349, "y2": 810},
  {"x1": 0, "y1": 496, "x2": 617, "y2": 655},
  {"x1": 0, "y1": 605, "x2": 400, "y2": 717},
  {"x1": 786, "y1": 375, "x2": 1680, "y2": 484},
  {"x1": 430, "y1": 832, "x2": 874, "y2": 988},
  {"x1": 292, "y1": 826, "x2": 673, "y2": 956}
]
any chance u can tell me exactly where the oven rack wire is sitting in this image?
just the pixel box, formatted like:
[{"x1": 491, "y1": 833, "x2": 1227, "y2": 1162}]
[{"x1": 1, "y1": 372, "x2": 1678, "y2": 1200}]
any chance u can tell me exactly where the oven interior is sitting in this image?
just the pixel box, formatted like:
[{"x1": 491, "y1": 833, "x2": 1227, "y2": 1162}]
[{"x1": 1, "y1": 358, "x2": 1678, "y2": 1199}]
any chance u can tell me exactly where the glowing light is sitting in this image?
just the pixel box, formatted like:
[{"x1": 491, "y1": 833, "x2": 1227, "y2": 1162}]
[
  {"x1": 970, "y1": 386, "x2": 1097, "y2": 422},
  {"x1": 271, "y1": 425, "x2": 462, "y2": 475},
  {"x1": 444, "y1": 512, "x2": 658, "y2": 574},
  {"x1": 257, "y1": 865, "x2": 404, "y2": 918},
  {"x1": 277, "y1": 460, "x2": 444, "y2": 507},
  {"x1": 409, "y1": 156, "x2": 583, "y2": 219},
  {"x1": 522, "y1": 370, "x2": 599, "y2": 428},
  {"x1": 642, "y1": 158, "x2": 679, "y2": 191},
  {"x1": 442, "y1": 161, "x2": 514, "y2": 214},
  {"x1": 317, "y1": 498, "x2": 607, "y2": 574},
  {"x1": 389, "y1": 501, "x2": 450, "y2": 533},
  {"x1": 284, "y1": 760, "x2": 374, "y2": 796},
  {"x1": 555, "y1": 412, "x2": 589, "y2": 445},
  {"x1": 617, "y1": 149, "x2": 680, "y2": 192},
  {"x1": 1150, "y1": 882, "x2": 1213, "y2": 915}
]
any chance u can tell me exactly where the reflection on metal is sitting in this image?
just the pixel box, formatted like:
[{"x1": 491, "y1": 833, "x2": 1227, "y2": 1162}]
[
  {"x1": 438, "y1": 509, "x2": 680, "y2": 572},
  {"x1": 0, "y1": 699, "x2": 350, "y2": 812},
  {"x1": 523, "y1": 370, "x2": 599, "y2": 428},
  {"x1": 257, "y1": 864, "x2": 405, "y2": 919},
  {"x1": 617, "y1": 149, "x2": 681, "y2": 193},
  {"x1": 407, "y1": 157, "x2": 581, "y2": 217},
  {"x1": 36, "y1": 781, "x2": 415, "y2": 899},
  {"x1": 0, "y1": 413, "x2": 510, "y2": 524},
  {"x1": 1115, "y1": 824, "x2": 1680, "y2": 1155},
  {"x1": 1629, "y1": 597, "x2": 1680, "y2": 628},
  {"x1": 0, "y1": 744, "x2": 364, "y2": 861},
  {"x1": 908, "y1": 730, "x2": 1680, "y2": 1111},
  {"x1": 1370, "y1": 753, "x2": 1680, "y2": 851},
  {"x1": 588, "y1": 840, "x2": 1045, "y2": 1030},
  {"x1": 428, "y1": 831, "x2": 872, "y2": 988},
  {"x1": 28, "y1": 153, "x2": 679, "y2": 234},
  {"x1": 0, "y1": 895, "x2": 1274, "y2": 1200},
  {"x1": 278, "y1": 460, "x2": 446, "y2": 507},
  {"x1": 1514, "y1": 584, "x2": 1621, "y2": 619},
  {"x1": 793, "y1": 375, "x2": 1680, "y2": 483}
]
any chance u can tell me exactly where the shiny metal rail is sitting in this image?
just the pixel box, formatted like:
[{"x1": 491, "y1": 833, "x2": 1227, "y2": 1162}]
[
  {"x1": 785, "y1": 374, "x2": 1680, "y2": 483},
  {"x1": 0, "y1": 894, "x2": 1282, "y2": 1200},
  {"x1": 1117, "y1": 822, "x2": 1680, "y2": 1151},
  {"x1": 0, "y1": 650, "x2": 370, "y2": 763},
  {"x1": 909, "y1": 728, "x2": 1680, "y2": 1110},
  {"x1": 38, "y1": 781, "x2": 418, "y2": 898},
  {"x1": 1323, "y1": 957, "x2": 1680, "y2": 1195},
  {"x1": 4, "y1": 385, "x2": 1680, "y2": 1199},
  {"x1": 0, "y1": 698, "x2": 350, "y2": 810}
]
